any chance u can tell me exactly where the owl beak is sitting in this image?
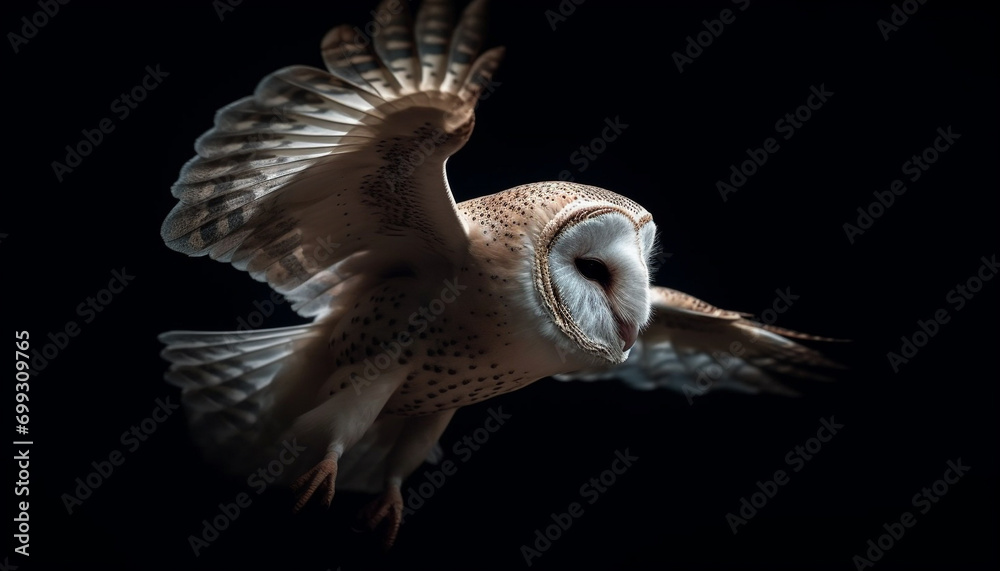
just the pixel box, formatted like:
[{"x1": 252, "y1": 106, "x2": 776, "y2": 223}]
[{"x1": 617, "y1": 320, "x2": 639, "y2": 352}]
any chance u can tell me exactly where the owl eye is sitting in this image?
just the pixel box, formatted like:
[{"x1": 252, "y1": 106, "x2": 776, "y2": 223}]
[{"x1": 575, "y1": 258, "x2": 612, "y2": 287}]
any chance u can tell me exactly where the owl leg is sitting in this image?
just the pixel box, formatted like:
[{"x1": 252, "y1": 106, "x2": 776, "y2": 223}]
[
  {"x1": 287, "y1": 372, "x2": 404, "y2": 512},
  {"x1": 356, "y1": 408, "x2": 457, "y2": 548}
]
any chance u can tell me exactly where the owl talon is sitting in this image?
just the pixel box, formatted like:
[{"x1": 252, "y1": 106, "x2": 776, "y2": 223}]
[
  {"x1": 291, "y1": 458, "x2": 338, "y2": 513},
  {"x1": 356, "y1": 486, "x2": 404, "y2": 549}
]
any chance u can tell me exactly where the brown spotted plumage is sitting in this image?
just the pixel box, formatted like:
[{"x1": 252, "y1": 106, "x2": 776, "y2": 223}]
[{"x1": 158, "y1": 0, "x2": 842, "y2": 549}]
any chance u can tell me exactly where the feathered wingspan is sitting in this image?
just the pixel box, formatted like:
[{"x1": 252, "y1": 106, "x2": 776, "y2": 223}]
[
  {"x1": 160, "y1": 0, "x2": 503, "y2": 319},
  {"x1": 555, "y1": 286, "x2": 844, "y2": 396},
  {"x1": 159, "y1": 0, "x2": 503, "y2": 473}
]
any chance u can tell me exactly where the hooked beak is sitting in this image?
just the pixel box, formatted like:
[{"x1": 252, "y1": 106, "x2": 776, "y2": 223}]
[{"x1": 617, "y1": 319, "x2": 639, "y2": 352}]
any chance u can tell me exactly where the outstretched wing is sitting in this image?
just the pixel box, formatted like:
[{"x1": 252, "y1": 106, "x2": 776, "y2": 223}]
[
  {"x1": 161, "y1": 0, "x2": 503, "y2": 318},
  {"x1": 555, "y1": 286, "x2": 844, "y2": 396}
]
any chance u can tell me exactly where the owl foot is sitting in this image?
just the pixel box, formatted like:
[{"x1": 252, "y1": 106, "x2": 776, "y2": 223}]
[
  {"x1": 355, "y1": 485, "x2": 404, "y2": 549},
  {"x1": 291, "y1": 457, "x2": 338, "y2": 513}
]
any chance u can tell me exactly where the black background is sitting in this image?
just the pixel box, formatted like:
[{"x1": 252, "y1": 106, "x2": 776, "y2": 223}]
[{"x1": 4, "y1": 0, "x2": 998, "y2": 569}]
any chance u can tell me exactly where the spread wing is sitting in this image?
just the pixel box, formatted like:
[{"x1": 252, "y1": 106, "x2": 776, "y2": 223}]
[
  {"x1": 555, "y1": 286, "x2": 844, "y2": 396},
  {"x1": 160, "y1": 0, "x2": 502, "y2": 318}
]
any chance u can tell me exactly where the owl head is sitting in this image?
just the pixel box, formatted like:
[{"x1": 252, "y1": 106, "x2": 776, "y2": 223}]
[{"x1": 527, "y1": 182, "x2": 658, "y2": 366}]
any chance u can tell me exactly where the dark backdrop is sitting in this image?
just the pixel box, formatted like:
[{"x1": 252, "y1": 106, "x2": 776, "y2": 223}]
[{"x1": 5, "y1": 0, "x2": 997, "y2": 569}]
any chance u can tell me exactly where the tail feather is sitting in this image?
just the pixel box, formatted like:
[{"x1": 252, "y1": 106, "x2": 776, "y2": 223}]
[
  {"x1": 159, "y1": 324, "x2": 324, "y2": 471},
  {"x1": 175, "y1": 360, "x2": 284, "y2": 412}
]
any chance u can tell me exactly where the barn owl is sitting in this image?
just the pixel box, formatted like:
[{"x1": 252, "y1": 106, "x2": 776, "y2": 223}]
[{"x1": 159, "y1": 0, "x2": 839, "y2": 548}]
